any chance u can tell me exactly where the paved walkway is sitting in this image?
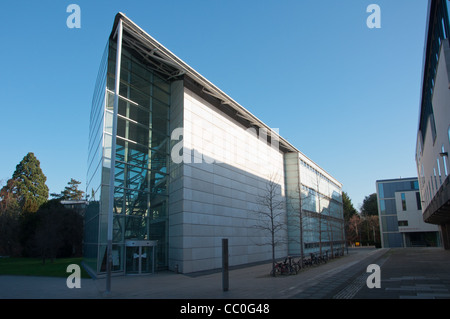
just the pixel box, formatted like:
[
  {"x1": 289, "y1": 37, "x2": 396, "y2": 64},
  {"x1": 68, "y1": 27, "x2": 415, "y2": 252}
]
[
  {"x1": 4, "y1": 247, "x2": 449, "y2": 317},
  {"x1": 0, "y1": 247, "x2": 387, "y2": 299},
  {"x1": 351, "y1": 247, "x2": 450, "y2": 299}
]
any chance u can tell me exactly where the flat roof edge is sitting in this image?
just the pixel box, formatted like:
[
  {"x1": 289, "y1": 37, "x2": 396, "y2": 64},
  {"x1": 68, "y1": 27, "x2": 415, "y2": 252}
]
[{"x1": 376, "y1": 177, "x2": 418, "y2": 183}]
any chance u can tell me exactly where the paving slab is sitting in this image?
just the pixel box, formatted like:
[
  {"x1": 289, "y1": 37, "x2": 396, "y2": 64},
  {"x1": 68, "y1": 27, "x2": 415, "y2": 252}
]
[{"x1": 0, "y1": 247, "x2": 385, "y2": 299}]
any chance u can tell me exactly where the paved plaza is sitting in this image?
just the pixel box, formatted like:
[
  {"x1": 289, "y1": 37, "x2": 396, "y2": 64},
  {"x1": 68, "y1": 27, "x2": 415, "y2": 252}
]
[{"x1": 1, "y1": 247, "x2": 450, "y2": 300}]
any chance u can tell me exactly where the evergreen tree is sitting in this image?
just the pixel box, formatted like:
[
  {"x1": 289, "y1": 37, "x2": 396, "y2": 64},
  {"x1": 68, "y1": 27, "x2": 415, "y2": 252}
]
[
  {"x1": 1, "y1": 152, "x2": 49, "y2": 213},
  {"x1": 32, "y1": 199, "x2": 83, "y2": 263},
  {"x1": 342, "y1": 191, "x2": 358, "y2": 223},
  {"x1": 0, "y1": 179, "x2": 21, "y2": 256},
  {"x1": 361, "y1": 193, "x2": 378, "y2": 217},
  {"x1": 342, "y1": 191, "x2": 359, "y2": 247},
  {"x1": 52, "y1": 178, "x2": 84, "y2": 200}
]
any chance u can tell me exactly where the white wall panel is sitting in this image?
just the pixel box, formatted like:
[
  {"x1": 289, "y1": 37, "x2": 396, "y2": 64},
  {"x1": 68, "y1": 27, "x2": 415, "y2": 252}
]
[{"x1": 179, "y1": 88, "x2": 287, "y2": 273}]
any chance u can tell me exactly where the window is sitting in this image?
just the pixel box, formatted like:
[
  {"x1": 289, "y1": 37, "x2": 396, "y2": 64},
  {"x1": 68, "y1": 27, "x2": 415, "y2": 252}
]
[
  {"x1": 442, "y1": 145, "x2": 448, "y2": 176},
  {"x1": 437, "y1": 158, "x2": 442, "y2": 185},
  {"x1": 443, "y1": 17, "x2": 447, "y2": 39},
  {"x1": 448, "y1": 125, "x2": 450, "y2": 144},
  {"x1": 416, "y1": 192, "x2": 422, "y2": 210},
  {"x1": 401, "y1": 193, "x2": 406, "y2": 211},
  {"x1": 434, "y1": 167, "x2": 438, "y2": 191},
  {"x1": 421, "y1": 164, "x2": 425, "y2": 188},
  {"x1": 430, "y1": 180, "x2": 433, "y2": 197},
  {"x1": 398, "y1": 221, "x2": 408, "y2": 227},
  {"x1": 378, "y1": 183, "x2": 384, "y2": 198},
  {"x1": 379, "y1": 200, "x2": 386, "y2": 215},
  {"x1": 431, "y1": 112, "x2": 437, "y2": 142}
]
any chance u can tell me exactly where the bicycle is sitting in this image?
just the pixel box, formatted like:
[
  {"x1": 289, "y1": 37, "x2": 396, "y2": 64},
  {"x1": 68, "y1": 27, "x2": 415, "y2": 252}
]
[
  {"x1": 292, "y1": 257, "x2": 305, "y2": 270},
  {"x1": 310, "y1": 253, "x2": 319, "y2": 266},
  {"x1": 319, "y1": 250, "x2": 329, "y2": 263},
  {"x1": 287, "y1": 256, "x2": 298, "y2": 274},
  {"x1": 270, "y1": 257, "x2": 298, "y2": 276},
  {"x1": 270, "y1": 260, "x2": 287, "y2": 276}
]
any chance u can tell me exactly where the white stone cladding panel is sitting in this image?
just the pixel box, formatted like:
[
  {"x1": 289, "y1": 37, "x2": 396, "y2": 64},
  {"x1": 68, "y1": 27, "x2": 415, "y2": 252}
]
[
  {"x1": 180, "y1": 88, "x2": 287, "y2": 273},
  {"x1": 168, "y1": 80, "x2": 185, "y2": 271},
  {"x1": 418, "y1": 39, "x2": 450, "y2": 211}
]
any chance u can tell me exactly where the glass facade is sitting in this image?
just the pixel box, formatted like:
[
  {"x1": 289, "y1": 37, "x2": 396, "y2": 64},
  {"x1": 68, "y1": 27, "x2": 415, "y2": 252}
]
[
  {"x1": 85, "y1": 37, "x2": 171, "y2": 275},
  {"x1": 285, "y1": 154, "x2": 345, "y2": 257},
  {"x1": 377, "y1": 178, "x2": 429, "y2": 248},
  {"x1": 84, "y1": 42, "x2": 109, "y2": 274}
]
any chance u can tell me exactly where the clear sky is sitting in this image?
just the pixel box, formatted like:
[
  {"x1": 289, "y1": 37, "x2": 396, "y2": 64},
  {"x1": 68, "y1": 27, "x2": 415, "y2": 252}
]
[{"x1": 0, "y1": 0, "x2": 429, "y2": 210}]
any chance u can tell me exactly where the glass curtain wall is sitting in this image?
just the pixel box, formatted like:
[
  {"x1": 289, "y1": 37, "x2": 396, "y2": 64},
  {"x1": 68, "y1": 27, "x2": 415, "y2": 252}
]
[
  {"x1": 301, "y1": 185, "x2": 344, "y2": 255},
  {"x1": 285, "y1": 154, "x2": 344, "y2": 258},
  {"x1": 86, "y1": 38, "x2": 171, "y2": 275},
  {"x1": 84, "y1": 41, "x2": 109, "y2": 274}
]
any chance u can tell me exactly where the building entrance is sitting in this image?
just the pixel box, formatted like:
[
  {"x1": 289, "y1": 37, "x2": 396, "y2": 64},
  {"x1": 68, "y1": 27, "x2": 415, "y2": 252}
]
[{"x1": 125, "y1": 240, "x2": 157, "y2": 274}]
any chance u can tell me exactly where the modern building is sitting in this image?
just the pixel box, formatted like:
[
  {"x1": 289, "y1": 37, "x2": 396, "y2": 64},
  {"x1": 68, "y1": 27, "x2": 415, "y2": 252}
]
[
  {"x1": 376, "y1": 178, "x2": 440, "y2": 248},
  {"x1": 415, "y1": 0, "x2": 450, "y2": 249},
  {"x1": 61, "y1": 200, "x2": 88, "y2": 216},
  {"x1": 84, "y1": 12, "x2": 344, "y2": 277}
]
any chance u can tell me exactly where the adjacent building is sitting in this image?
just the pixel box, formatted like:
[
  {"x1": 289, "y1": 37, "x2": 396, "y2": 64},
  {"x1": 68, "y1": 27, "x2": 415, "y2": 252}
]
[
  {"x1": 415, "y1": 0, "x2": 450, "y2": 249},
  {"x1": 84, "y1": 13, "x2": 344, "y2": 277},
  {"x1": 376, "y1": 178, "x2": 440, "y2": 248}
]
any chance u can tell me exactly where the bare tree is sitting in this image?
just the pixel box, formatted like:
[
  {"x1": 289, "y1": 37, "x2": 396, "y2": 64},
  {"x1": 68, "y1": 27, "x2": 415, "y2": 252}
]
[
  {"x1": 286, "y1": 181, "x2": 312, "y2": 267},
  {"x1": 348, "y1": 214, "x2": 362, "y2": 245},
  {"x1": 310, "y1": 172, "x2": 325, "y2": 257},
  {"x1": 309, "y1": 172, "x2": 333, "y2": 258},
  {"x1": 323, "y1": 204, "x2": 345, "y2": 258},
  {"x1": 288, "y1": 169, "x2": 346, "y2": 261},
  {"x1": 253, "y1": 174, "x2": 286, "y2": 276}
]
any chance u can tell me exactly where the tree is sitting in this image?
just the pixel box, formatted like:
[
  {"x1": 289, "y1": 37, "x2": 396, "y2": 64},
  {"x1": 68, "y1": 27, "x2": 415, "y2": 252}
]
[
  {"x1": 342, "y1": 191, "x2": 358, "y2": 222},
  {"x1": 33, "y1": 199, "x2": 84, "y2": 263},
  {"x1": 360, "y1": 193, "x2": 378, "y2": 217},
  {"x1": 288, "y1": 172, "x2": 345, "y2": 261},
  {"x1": 348, "y1": 214, "x2": 362, "y2": 245},
  {"x1": 311, "y1": 172, "x2": 328, "y2": 258},
  {"x1": 34, "y1": 200, "x2": 64, "y2": 263},
  {"x1": 363, "y1": 215, "x2": 380, "y2": 246},
  {"x1": 315, "y1": 175, "x2": 324, "y2": 257},
  {"x1": 286, "y1": 181, "x2": 310, "y2": 267},
  {"x1": 0, "y1": 179, "x2": 21, "y2": 256},
  {"x1": 51, "y1": 178, "x2": 84, "y2": 200},
  {"x1": 316, "y1": 176, "x2": 345, "y2": 259},
  {"x1": 343, "y1": 191, "x2": 358, "y2": 247},
  {"x1": 1, "y1": 152, "x2": 49, "y2": 213},
  {"x1": 253, "y1": 174, "x2": 286, "y2": 276}
]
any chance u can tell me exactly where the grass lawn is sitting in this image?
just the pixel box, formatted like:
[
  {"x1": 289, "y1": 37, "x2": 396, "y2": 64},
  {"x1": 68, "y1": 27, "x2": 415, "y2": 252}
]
[{"x1": 0, "y1": 257, "x2": 91, "y2": 278}]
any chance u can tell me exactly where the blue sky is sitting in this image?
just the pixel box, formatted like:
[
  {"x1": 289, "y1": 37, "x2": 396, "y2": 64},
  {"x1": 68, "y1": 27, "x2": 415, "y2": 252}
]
[{"x1": 0, "y1": 0, "x2": 428, "y2": 209}]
